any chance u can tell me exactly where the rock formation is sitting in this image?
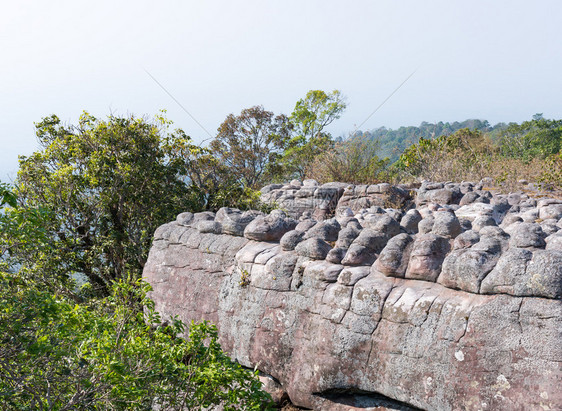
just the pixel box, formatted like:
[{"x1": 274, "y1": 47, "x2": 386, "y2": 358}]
[{"x1": 143, "y1": 180, "x2": 562, "y2": 410}]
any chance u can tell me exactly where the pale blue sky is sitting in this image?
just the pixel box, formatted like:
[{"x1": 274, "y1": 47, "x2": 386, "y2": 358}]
[{"x1": 1, "y1": 0, "x2": 561, "y2": 181}]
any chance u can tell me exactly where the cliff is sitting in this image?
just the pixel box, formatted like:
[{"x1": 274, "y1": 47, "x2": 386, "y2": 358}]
[{"x1": 143, "y1": 180, "x2": 562, "y2": 410}]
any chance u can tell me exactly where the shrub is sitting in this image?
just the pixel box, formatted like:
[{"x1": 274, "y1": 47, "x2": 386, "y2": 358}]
[{"x1": 0, "y1": 275, "x2": 274, "y2": 410}]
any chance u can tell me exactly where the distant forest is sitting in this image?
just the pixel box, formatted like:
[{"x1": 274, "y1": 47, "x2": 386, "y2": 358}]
[{"x1": 352, "y1": 119, "x2": 509, "y2": 162}]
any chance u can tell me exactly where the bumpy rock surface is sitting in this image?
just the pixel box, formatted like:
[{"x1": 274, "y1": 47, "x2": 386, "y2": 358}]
[{"x1": 144, "y1": 181, "x2": 562, "y2": 410}]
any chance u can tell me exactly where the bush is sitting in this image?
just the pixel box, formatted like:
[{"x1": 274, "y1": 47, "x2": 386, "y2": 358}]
[
  {"x1": 0, "y1": 274, "x2": 274, "y2": 410},
  {"x1": 307, "y1": 135, "x2": 391, "y2": 184}
]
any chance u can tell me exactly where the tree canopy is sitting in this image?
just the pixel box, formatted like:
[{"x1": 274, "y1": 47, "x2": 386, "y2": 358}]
[
  {"x1": 12, "y1": 112, "x2": 201, "y2": 295},
  {"x1": 210, "y1": 106, "x2": 292, "y2": 188}
]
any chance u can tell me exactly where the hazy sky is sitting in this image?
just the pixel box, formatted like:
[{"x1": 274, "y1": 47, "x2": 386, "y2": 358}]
[{"x1": 1, "y1": 0, "x2": 561, "y2": 181}]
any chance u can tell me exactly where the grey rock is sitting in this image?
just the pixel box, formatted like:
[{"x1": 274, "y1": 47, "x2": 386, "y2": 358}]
[
  {"x1": 507, "y1": 222, "x2": 546, "y2": 248},
  {"x1": 400, "y1": 209, "x2": 422, "y2": 234},
  {"x1": 405, "y1": 233, "x2": 451, "y2": 282},
  {"x1": 176, "y1": 212, "x2": 194, "y2": 225},
  {"x1": 432, "y1": 210, "x2": 462, "y2": 238},
  {"x1": 244, "y1": 212, "x2": 297, "y2": 241},
  {"x1": 417, "y1": 215, "x2": 435, "y2": 234},
  {"x1": 361, "y1": 213, "x2": 400, "y2": 237},
  {"x1": 326, "y1": 247, "x2": 347, "y2": 264},
  {"x1": 335, "y1": 226, "x2": 361, "y2": 249},
  {"x1": 280, "y1": 230, "x2": 305, "y2": 251},
  {"x1": 303, "y1": 218, "x2": 341, "y2": 242},
  {"x1": 539, "y1": 204, "x2": 562, "y2": 220},
  {"x1": 373, "y1": 233, "x2": 414, "y2": 277},
  {"x1": 471, "y1": 215, "x2": 497, "y2": 232},
  {"x1": 453, "y1": 230, "x2": 480, "y2": 249},
  {"x1": 196, "y1": 220, "x2": 222, "y2": 234},
  {"x1": 438, "y1": 242, "x2": 500, "y2": 293},
  {"x1": 295, "y1": 237, "x2": 332, "y2": 260}
]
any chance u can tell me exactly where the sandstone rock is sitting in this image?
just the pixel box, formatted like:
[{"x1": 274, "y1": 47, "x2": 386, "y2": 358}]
[
  {"x1": 405, "y1": 233, "x2": 450, "y2": 282},
  {"x1": 481, "y1": 249, "x2": 562, "y2": 298},
  {"x1": 417, "y1": 216, "x2": 435, "y2": 234},
  {"x1": 326, "y1": 247, "x2": 346, "y2": 264},
  {"x1": 546, "y1": 232, "x2": 562, "y2": 250},
  {"x1": 400, "y1": 209, "x2": 422, "y2": 234},
  {"x1": 431, "y1": 210, "x2": 462, "y2": 238},
  {"x1": 539, "y1": 203, "x2": 562, "y2": 220},
  {"x1": 295, "y1": 237, "x2": 332, "y2": 260},
  {"x1": 471, "y1": 215, "x2": 497, "y2": 232},
  {"x1": 337, "y1": 266, "x2": 371, "y2": 286},
  {"x1": 280, "y1": 230, "x2": 305, "y2": 251},
  {"x1": 303, "y1": 218, "x2": 341, "y2": 242},
  {"x1": 507, "y1": 222, "x2": 546, "y2": 248},
  {"x1": 361, "y1": 213, "x2": 400, "y2": 237},
  {"x1": 196, "y1": 220, "x2": 222, "y2": 234},
  {"x1": 453, "y1": 230, "x2": 480, "y2": 249},
  {"x1": 244, "y1": 211, "x2": 297, "y2": 241},
  {"x1": 176, "y1": 211, "x2": 194, "y2": 225},
  {"x1": 335, "y1": 226, "x2": 361, "y2": 249},
  {"x1": 438, "y1": 241, "x2": 501, "y2": 293},
  {"x1": 373, "y1": 233, "x2": 414, "y2": 278},
  {"x1": 144, "y1": 182, "x2": 562, "y2": 411}
]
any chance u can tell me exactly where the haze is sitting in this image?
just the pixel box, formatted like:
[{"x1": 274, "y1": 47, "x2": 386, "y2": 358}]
[{"x1": 1, "y1": 0, "x2": 561, "y2": 181}]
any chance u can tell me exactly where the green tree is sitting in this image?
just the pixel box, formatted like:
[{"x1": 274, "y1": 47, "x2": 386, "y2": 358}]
[
  {"x1": 499, "y1": 115, "x2": 562, "y2": 161},
  {"x1": 0, "y1": 274, "x2": 273, "y2": 410},
  {"x1": 13, "y1": 112, "x2": 201, "y2": 296},
  {"x1": 210, "y1": 106, "x2": 292, "y2": 188},
  {"x1": 283, "y1": 90, "x2": 346, "y2": 179}
]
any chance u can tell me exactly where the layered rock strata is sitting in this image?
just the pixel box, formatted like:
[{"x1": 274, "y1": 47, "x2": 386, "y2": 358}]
[{"x1": 144, "y1": 181, "x2": 562, "y2": 410}]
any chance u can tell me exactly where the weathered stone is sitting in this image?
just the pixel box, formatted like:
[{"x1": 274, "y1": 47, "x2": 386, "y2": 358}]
[
  {"x1": 144, "y1": 182, "x2": 562, "y2": 411},
  {"x1": 539, "y1": 203, "x2": 562, "y2": 220},
  {"x1": 507, "y1": 222, "x2": 546, "y2": 248},
  {"x1": 244, "y1": 211, "x2": 297, "y2": 241},
  {"x1": 432, "y1": 210, "x2": 462, "y2": 238},
  {"x1": 295, "y1": 237, "x2": 332, "y2": 260},
  {"x1": 417, "y1": 215, "x2": 435, "y2": 234},
  {"x1": 361, "y1": 213, "x2": 400, "y2": 237},
  {"x1": 438, "y1": 243, "x2": 500, "y2": 293},
  {"x1": 326, "y1": 247, "x2": 346, "y2": 264},
  {"x1": 400, "y1": 208, "x2": 422, "y2": 234},
  {"x1": 335, "y1": 226, "x2": 361, "y2": 249},
  {"x1": 337, "y1": 266, "x2": 371, "y2": 286},
  {"x1": 373, "y1": 233, "x2": 414, "y2": 278},
  {"x1": 471, "y1": 215, "x2": 497, "y2": 232},
  {"x1": 453, "y1": 230, "x2": 480, "y2": 249},
  {"x1": 405, "y1": 233, "x2": 451, "y2": 282},
  {"x1": 280, "y1": 230, "x2": 305, "y2": 251},
  {"x1": 176, "y1": 211, "x2": 194, "y2": 225},
  {"x1": 303, "y1": 218, "x2": 341, "y2": 242}
]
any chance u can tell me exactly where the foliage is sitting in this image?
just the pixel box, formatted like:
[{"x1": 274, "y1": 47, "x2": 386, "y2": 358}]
[
  {"x1": 283, "y1": 90, "x2": 346, "y2": 179},
  {"x1": 13, "y1": 112, "x2": 201, "y2": 296},
  {"x1": 357, "y1": 118, "x2": 502, "y2": 162},
  {"x1": 210, "y1": 106, "x2": 292, "y2": 188},
  {"x1": 307, "y1": 135, "x2": 391, "y2": 184},
  {"x1": 0, "y1": 274, "x2": 274, "y2": 410},
  {"x1": 498, "y1": 114, "x2": 562, "y2": 161},
  {"x1": 539, "y1": 150, "x2": 562, "y2": 189},
  {"x1": 396, "y1": 128, "x2": 497, "y2": 182}
]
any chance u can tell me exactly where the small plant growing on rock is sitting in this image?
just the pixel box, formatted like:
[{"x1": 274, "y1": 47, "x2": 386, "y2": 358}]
[{"x1": 239, "y1": 268, "x2": 251, "y2": 287}]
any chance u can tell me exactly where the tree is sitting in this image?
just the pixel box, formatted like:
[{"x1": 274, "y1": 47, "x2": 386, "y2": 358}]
[
  {"x1": 0, "y1": 274, "x2": 274, "y2": 410},
  {"x1": 499, "y1": 115, "x2": 562, "y2": 161},
  {"x1": 283, "y1": 90, "x2": 347, "y2": 179},
  {"x1": 210, "y1": 106, "x2": 292, "y2": 188},
  {"x1": 13, "y1": 112, "x2": 201, "y2": 296}
]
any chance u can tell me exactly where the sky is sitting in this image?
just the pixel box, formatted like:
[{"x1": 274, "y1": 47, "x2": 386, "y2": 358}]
[{"x1": 1, "y1": 0, "x2": 561, "y2": 182}]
